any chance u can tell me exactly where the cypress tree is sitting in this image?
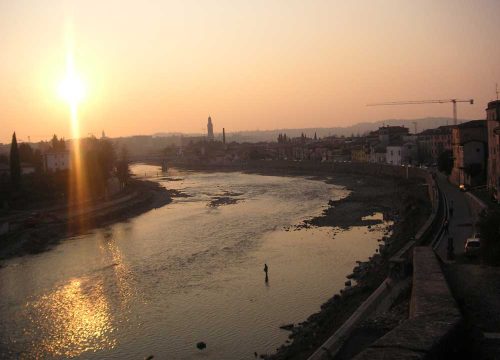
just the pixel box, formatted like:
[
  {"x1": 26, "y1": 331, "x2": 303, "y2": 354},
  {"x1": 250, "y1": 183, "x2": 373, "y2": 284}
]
[{"x1": 10, "y1": 132, "x2": 21, "y2": 189}]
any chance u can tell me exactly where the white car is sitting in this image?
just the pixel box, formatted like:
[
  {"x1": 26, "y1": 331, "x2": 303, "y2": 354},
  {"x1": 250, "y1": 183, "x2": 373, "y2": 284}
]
[{"x1": 464, "y1": 237, "x2": 481, "y2": 257}]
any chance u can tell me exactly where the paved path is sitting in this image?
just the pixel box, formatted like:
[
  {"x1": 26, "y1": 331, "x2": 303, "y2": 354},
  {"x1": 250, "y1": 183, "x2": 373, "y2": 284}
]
[{"x1": 435, "y1": 173, "x2": 475, "y2": 261}]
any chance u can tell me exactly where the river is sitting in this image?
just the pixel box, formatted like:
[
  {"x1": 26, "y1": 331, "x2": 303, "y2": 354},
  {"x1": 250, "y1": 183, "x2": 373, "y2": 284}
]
[{"x1": 0, "y1": 164, "x2": 388, "y2": 359}]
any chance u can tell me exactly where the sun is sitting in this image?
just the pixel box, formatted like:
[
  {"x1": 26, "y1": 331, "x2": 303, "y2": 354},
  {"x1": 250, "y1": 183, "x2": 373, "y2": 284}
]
[
  {"x1": 58, "y1": 53, "x2": 86, "y2": 108},
  {"x1": 58, "y1": 70, "x2": 86, "y2": 107}
]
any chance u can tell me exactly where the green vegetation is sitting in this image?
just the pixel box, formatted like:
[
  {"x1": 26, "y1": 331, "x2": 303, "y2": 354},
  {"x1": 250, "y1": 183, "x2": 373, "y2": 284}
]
[
  {"x1": 1, "y1": 135, "x2": 129, "y2": 210},
  {"x1": 9, "y1": 132, "x2": 21, "y2": 189},
  {"x1": 116, "y1": 145, "x2": 130, "y2": 189}
]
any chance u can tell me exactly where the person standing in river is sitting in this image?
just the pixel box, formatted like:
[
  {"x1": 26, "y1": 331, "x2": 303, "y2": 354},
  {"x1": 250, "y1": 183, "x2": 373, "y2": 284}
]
[{"x1": 264, "y1": 263, "x2": 269, "y2": 282}]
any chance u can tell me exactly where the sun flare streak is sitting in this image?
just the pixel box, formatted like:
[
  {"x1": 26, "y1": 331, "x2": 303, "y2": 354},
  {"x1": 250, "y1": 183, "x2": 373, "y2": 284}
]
[
  {"x1": 58, "y1": 52, "x2": 86, "y2": 140},
  {"x1": 59, "y1": 47, "x2": 88, "y2": 226}
]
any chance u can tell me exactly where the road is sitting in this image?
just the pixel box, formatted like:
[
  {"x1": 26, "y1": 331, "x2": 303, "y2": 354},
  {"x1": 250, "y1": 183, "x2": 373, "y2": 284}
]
[
  {"x1": 435, "y1": 173, "x2": 475, "y2": 262},
  {"x1": 436, "y1": 174, "x2": 500, "y2": 358}
]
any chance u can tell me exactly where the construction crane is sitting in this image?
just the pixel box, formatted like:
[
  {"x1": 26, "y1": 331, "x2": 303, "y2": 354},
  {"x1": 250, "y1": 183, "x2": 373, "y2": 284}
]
[{"x1": 367, "y1": 99, "x2": 474, "y2": 126}]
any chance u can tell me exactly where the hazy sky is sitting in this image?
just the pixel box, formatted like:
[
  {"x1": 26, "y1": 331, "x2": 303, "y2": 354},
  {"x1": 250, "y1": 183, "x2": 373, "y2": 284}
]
[{"x1": 1, "y1": 0, "x2": 500, "y2": 143}]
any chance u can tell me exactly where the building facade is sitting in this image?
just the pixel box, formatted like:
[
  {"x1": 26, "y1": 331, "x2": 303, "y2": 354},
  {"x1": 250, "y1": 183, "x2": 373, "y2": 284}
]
[
  {"x1": 44, "y1": 151, "x2": 71, "y2": 172},
  {"x1": 386, "y1": 145, "x2": 404, "y2": 165},
  {"x1": 486, "y1": 100, "x2": 500, "y2": 199},
  {"x1": 450, "y1": 120, "x2": 487, "y2": 187}
]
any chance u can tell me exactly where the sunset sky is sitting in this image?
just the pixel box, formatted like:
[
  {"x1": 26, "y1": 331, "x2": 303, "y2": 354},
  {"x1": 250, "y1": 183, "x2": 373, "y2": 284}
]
[{"x1": 1, "y1": 0, "x2": 500, "y2": 143}]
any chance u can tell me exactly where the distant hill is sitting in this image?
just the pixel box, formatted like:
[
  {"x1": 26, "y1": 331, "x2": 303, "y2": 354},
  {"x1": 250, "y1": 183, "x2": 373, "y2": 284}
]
[{"x1": 208, "y1": 117, "x2": 468, "y2": 142}]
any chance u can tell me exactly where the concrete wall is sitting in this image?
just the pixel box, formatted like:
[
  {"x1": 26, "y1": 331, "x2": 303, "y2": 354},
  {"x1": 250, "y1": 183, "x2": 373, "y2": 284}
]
[{"x1": 354, "y1": 247, "x2": 462, "y2": 360}]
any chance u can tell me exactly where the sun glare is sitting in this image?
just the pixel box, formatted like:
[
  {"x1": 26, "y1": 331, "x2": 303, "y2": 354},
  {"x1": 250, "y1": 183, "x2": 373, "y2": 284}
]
[{"x1": 58, "y1": 67, "x2": 86, "y2": 107}]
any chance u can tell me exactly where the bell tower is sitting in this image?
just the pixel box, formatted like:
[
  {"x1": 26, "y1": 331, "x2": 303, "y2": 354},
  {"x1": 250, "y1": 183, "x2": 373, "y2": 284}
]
[{"x1": 207, "y1": 116, "x2": 214, "y2": 141}]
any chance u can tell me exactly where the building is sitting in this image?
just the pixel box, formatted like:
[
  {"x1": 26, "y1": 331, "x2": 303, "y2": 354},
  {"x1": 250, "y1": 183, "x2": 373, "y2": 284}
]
[
  {"x1": 351, "y1": 146, "x2": 370, "y2": 162},
  {"x1": 431, "y1": 126, "x2": 453, "y2": 160},
  {"x1": 44, "y1": 151, "x2": 71, "y2": 172},
  {"x1": 386, "y1": 144, "x2": 404, "y2": 165},
  {"x1": 377, "y1": 126, "x2": 409, "y2": 146},
  {"x1": 486, "y1": 100, "x2": 500, "y2": 198},
  {"x1": 418, "y1": 126, "x2": 453, "y2": 164},
  {"x1": 369, "y1": 145, "x2": 386, "y2": 163},
  {"x1": 207, "y1": 116, "x2": 214, "y2": 141},
  {"x1": 450, "y1": 120, "x2": 488, "y2": 187}
]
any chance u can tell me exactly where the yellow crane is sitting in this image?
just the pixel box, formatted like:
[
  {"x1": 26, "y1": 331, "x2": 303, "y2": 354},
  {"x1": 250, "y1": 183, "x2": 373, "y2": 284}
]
[{"x1": 367, "y1": 98, "x2": 474, "y2": 126}]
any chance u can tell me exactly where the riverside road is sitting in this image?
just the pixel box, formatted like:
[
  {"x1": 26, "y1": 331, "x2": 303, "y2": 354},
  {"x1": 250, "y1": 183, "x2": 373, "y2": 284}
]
[{"x1": 436, "y1": 174, "x2": 500, "y2": 358}]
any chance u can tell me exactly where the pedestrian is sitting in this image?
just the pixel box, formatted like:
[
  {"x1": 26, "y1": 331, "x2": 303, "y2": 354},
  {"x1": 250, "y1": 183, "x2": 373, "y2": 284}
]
[
  {"x1": 264, "y1": 263, "x2": 269, "y2": 282},
  {"x1": 444, "y1": 220, "x2": 449, "y2": 234}
]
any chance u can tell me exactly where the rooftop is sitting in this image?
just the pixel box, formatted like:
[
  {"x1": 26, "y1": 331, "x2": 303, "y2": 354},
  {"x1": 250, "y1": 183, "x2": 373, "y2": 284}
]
[
  {"x1": 487, "y1": 100, "x2": 500, "y2": 110},
  {"x1": 456, "y1": 119, "x2": 486, "y2": 129}
]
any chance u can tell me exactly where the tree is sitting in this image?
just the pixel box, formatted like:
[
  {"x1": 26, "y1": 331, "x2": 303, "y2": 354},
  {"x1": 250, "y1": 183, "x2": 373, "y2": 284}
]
[
  {"x1": 10, "y1": 132, "x2": 21, "y2": 189},
  {"x1": 50, "y1": 134, "x2": 66, "y2": 151},
  {"x1": 18, "y1": 143, "x2": 34, "y2": 163},
  {"x1": 116, "y1": 146, "x2": 130, "y2": 189},
  {"x1": 81, "y1": 137, "x2": 117, "y2": 198}
]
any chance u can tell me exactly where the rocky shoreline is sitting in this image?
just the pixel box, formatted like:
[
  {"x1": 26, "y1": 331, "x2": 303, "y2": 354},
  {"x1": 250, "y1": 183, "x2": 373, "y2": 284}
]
[
  {"x1": 163, "y1": 162, "x2": 432, "y2": 359},
  {"x1": 265, "y1": 174, "x2": 431, "y2": 360}
]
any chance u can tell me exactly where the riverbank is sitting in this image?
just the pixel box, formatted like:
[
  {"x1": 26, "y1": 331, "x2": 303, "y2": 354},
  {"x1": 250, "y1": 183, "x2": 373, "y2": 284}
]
[
  {"x1": 0, "y1": 179, "x2": 174, "y2": 262},
  {"x1": 267, "y1": 175, "x2": 430, "y2": 360},
  {"x1": 165, "y1": 161, "x2": 431, "y2": 359}
]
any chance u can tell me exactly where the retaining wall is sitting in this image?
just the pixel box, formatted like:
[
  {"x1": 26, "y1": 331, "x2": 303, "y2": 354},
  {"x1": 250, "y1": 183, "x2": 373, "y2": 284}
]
[{"x1": 353, "y1": 247, "x2": 462, "y2": 360}]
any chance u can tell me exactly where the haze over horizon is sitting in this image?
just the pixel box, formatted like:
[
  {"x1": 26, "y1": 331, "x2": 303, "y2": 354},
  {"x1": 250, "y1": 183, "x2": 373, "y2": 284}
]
[{"x1": 1, "y1": 0, "x2": 500, "y2": 143}]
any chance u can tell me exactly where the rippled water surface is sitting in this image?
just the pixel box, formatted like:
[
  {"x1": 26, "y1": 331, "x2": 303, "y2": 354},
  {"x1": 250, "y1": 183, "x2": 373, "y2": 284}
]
[{"x1": 0, "y1": 165, "x2": 388, "y2": 359}]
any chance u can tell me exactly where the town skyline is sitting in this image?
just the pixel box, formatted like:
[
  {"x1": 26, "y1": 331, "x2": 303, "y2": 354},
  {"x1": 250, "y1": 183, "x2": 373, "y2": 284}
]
[{"x1": 2, "y1": 1, "x2": 500, "y2": 143}]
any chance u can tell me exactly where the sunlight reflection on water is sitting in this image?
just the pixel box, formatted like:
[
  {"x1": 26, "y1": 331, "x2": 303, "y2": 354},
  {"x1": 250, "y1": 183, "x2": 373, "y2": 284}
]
[{"x1": 0, "y1": 165, "x2": 391, "y2": 359}]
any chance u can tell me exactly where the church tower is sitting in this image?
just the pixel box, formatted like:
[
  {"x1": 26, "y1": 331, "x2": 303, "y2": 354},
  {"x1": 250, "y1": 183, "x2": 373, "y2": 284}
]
[{"x1": 207, "y1": 116, "x2": 214, "y2": 141}]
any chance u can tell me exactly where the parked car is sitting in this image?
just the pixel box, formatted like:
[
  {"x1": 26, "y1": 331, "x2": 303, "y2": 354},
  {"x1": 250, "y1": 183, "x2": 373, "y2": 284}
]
[{"x1": 464, "y1": 237, "x2": 481, "y2": 257}]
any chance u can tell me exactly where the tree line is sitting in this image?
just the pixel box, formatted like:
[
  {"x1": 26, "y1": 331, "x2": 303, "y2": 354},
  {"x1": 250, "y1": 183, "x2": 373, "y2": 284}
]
[{"x1": 1, "y1": 132, "x2": 130, "y2": 209}]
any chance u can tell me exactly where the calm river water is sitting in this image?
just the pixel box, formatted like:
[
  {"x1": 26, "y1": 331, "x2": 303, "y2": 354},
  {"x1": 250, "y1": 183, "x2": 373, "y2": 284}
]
[{"x1": 0, "y1": 164, "x2": 388, "y2": 359}]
